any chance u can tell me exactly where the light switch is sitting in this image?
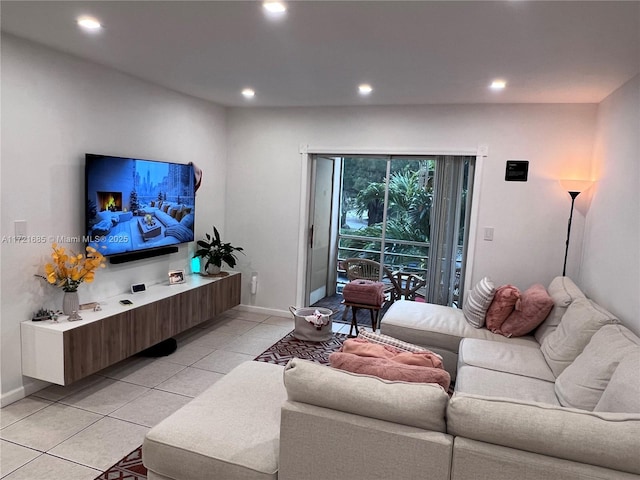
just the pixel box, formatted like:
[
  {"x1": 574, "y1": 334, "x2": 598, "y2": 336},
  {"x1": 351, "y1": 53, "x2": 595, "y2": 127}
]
[
  {"x1": 484, "y1": 227, "x2": 494, "y2": 241},
  {"x1": 14, "y1": 220, "x2": 27, "y2": 236}
]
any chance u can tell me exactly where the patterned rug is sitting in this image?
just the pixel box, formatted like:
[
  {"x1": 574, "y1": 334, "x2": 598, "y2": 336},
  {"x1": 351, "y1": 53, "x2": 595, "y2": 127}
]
[
  {"x1": 254, "y1": 331, "x2": 348, "y2": 366},
  {"x1": 95, "y1": 331, "x2": 348, "y2": 480},
  {"x1": 95, "y1": 445, "x2": 145, "y2": 480}
]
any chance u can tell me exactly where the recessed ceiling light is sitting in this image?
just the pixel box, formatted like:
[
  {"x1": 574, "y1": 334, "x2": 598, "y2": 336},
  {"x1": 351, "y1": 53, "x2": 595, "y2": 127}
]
[
  {"x1": 77, "y1": 16, "x2": 102, "y2": 30},
  {"x1": 242, "y1": 88, "x2": 256, "y2": 99},
  {"x1": 490, "y1": 79, "x2": 507, "y2": 90},
  {"x1": 358, "y1": 84, "x2": 373, "y2": 95},
  {"x1": 263, "y1": 1, "x2": 287, "y2": 14}
]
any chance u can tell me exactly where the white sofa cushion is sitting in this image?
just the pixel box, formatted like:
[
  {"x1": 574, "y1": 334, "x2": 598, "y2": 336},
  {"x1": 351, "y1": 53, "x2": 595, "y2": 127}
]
[
  {"x1": 455, "y1": 365, "x2": 559, "y2": 405},
  {"x1": 595, "y1": 349, "x2": 640, "y2": 413},
  {"x1": 540, "y1": 297, "x2": 618, "y2": 377},
  {"x1": 143, "y1": 361, "x2": 285, "y2": 480},
  {"x1": 283, "y1": 358, "x2": 449, "y2": 432},
  {"x1": 447, "y1": 393, "x2": 640, "y2": 475},
  {"x1": 381, "y1": 300, "x2": 539, "y2": 353},
  {"x1": 555, "y1": 324, "x2": 640, "y2": 411},
  {"x1": 381, "y1": 300, "x2": 538, "y2": 379},
  {"x1": 462, "y1": 277, "x2": 495, "y2": 328},
  {"x1": 535, "y1": 276, "x2": 586, "y2": 343},
  {"x1": 450, "y1": 437, "x2": 635, "y2": 480},
  {"x1": 458, "y1": 338, "x2": 555, "y2": 382}
]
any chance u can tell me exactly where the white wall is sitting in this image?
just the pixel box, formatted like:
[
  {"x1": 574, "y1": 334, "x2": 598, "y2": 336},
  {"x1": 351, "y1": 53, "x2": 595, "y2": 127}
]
[
  {"x1": 5, "y1": 32, "x2": 632, "y2": 405},
  {"x1": 226, "y1": 104, "x2": 597, "y2": 311},
  {"x1": 0, "y1": 35, "x2": 227, "y2": 404},
  {"x1": 580, "y1": 75, "x2": 640, "y2": 334}
]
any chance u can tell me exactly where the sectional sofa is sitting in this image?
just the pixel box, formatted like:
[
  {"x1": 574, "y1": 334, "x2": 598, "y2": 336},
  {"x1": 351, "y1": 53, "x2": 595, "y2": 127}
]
[{"x1": 143, "y1": 276, "x2": 640, "y2": 480}]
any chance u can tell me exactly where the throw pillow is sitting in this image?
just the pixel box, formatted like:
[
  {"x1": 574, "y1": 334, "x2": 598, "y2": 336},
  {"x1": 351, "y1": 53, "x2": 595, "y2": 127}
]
[
  {"x1": 485, "y1": 284, "x2": 520, "y2": 332},
  {"x1": 594, "y1": 349, "x2": 640, "y2": 413},
  {"x1": 540, "y1": 298, "x2": 618, "y2": 377},
  {"x1": 462, "y1": 277, "x2": 496, "y2": 328},
  {"x1": 284, "y1": 358, "x2": 449, "y2": 432},
  {"x1": 498, "y1": 284, "x2": 553, "y2": 337},
  {"x1": 555, "y1": 324, "x2": 640, "y2": 411},
  {"x1": 357, "y1": 330, "x2": 437, "y2": 355},
  {"x1": 535, "y1": 276, "x2": 586, "y2": 344},
  {"x1": 329, "y1": 352, "x2": 451, "y2": 391}
]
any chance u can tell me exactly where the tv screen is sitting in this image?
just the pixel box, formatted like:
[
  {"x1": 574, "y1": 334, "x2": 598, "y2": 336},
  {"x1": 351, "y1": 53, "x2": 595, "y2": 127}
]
[{"x1": 85, "y1": 154, "x2": 195, "y2": 257}]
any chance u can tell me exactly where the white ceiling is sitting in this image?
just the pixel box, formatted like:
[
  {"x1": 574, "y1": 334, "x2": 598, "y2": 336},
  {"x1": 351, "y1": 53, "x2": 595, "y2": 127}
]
[{"x1": 2, "y1": 1, "x2": 639, "y2": 107}]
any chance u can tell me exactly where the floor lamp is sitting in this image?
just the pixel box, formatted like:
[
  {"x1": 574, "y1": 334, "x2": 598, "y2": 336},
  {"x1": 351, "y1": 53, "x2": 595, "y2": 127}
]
[{"x1": 560, "y1": 180, "x2": 594, "y2": 276}]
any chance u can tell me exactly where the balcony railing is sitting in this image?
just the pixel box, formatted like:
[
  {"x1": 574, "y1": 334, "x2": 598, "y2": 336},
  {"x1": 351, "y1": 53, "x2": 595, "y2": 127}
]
[{"x1": 337, "y1": 233, "x2": 463, "y2": 306}]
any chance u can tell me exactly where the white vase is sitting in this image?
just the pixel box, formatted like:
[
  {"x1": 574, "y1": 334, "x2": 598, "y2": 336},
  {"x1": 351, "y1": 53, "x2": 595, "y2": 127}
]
[
  {"x1": 206, "y1": 264, "x2": 221, "y2": 275},
  {"x1": 62, "y1": 291, "x2": 80, "y2": 315}
]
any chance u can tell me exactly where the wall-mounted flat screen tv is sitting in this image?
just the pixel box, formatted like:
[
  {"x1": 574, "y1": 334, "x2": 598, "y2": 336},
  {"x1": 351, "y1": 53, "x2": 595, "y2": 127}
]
[{"x1": 85, "y1": 154, "x2": 195, "y2": 257}]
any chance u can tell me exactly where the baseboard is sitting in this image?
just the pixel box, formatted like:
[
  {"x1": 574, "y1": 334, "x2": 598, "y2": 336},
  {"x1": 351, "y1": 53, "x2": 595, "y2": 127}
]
[
  {"x1": 234, "y1": 304, "x2": 290, "y2": 319},
  {"x1": 1, "y1": 378, "x2": 49, "y2": 407}
]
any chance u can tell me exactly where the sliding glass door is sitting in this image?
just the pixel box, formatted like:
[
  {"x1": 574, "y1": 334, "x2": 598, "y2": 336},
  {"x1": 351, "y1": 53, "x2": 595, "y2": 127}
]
[{"x1": 335, "y1": 154, "x2": 474, "y2": 306}]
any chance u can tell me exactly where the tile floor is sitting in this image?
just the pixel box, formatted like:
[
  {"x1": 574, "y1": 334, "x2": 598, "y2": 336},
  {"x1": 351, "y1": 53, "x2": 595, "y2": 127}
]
[{"x1": 1, "y1": 308, "x2": 353, "y2": 479}]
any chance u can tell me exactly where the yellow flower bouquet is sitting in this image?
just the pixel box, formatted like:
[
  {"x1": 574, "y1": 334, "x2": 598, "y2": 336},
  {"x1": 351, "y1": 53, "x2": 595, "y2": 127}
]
[{"x1": 44, "y1": 243, "x2": 106, "y2": 292}]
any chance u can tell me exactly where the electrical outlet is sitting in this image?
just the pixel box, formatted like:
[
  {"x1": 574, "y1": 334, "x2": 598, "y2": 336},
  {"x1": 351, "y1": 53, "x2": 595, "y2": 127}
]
[
  {"x1": 14, "y1": 220, "x2": 27, "y2": 237},
  {"x1": 484, "y1": 227, "x2": 494, "y2": 241}
]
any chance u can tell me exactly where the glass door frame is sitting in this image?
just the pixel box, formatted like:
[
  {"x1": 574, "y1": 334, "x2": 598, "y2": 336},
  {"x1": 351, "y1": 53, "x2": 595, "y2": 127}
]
[{"x1": 297, "y1": 147, "x2": 483, "y2": 309}]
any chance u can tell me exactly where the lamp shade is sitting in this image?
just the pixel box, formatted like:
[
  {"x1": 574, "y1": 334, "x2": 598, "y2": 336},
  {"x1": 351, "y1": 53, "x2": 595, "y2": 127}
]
[{"x1": 560, "y1": 179, "x2": 594, "y2": 194}]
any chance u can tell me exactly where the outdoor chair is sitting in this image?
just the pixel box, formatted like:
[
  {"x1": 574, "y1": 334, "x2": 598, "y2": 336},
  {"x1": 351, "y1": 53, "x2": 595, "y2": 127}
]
[
  {"x1": 393, "y1": 271, "x2": 427, "y2": 301},
  {"x1": 341, "y1": 258, "x2": 401, "y2": 301}
]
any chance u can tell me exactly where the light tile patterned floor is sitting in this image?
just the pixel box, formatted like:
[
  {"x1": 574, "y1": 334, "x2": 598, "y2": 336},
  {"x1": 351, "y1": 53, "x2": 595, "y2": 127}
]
[{"x1": 0, "y1": 309, "x2": 354, "y2": 479}]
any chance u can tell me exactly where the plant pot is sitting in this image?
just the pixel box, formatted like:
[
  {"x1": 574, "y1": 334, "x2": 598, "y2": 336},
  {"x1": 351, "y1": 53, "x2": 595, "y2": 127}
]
[
  {"x1": 62, "y1": 291, "x2": 80, "y2": 315},
  {"x1": 206, "y1": 264, "x2": 221, "y2": 275}
]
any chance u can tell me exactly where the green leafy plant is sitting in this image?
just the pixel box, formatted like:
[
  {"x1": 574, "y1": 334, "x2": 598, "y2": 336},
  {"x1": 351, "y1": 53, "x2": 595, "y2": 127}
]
[{"x1": 194, "y1": 226, "x2": 244, "y2": 270}]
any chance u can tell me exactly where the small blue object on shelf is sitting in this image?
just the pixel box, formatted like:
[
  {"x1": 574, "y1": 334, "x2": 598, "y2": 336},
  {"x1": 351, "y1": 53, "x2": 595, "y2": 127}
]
[{"x1": 190, "y1": 257, "x2": 201, "y2": 274}]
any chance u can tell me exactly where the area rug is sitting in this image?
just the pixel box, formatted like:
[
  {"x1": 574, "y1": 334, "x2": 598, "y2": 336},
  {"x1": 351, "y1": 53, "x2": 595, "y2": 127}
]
[
  {"x1": 254, "y1": 331, "x2": 348, "y2": 366},
  {"x1": 95, "y1": 445, "x2": 145, "y2": 480},
  {"x1": 96, "y1": 332, "x2": 348, "y2": 479}
]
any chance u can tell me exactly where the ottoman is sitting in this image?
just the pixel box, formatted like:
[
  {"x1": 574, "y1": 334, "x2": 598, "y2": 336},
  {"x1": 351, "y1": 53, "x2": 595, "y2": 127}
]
[
  {"x1": 143, "y1": 361, "x2": 286, "y2": 480},
  {"x1": 342, "y1": 279, "x2": 386, "y2": 335}
]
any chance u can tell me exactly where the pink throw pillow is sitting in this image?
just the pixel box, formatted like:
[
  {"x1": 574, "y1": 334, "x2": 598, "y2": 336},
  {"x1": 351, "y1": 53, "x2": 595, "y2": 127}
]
[
  {"x1": 329, "y1": 352, "x2": 451, "y2": 391},
  {"x1": 485, "y1": 285, "x2": 520, "y2": 332},
  {"x1": 499, "y1": 284, "x2": 554, "y2": 337}
]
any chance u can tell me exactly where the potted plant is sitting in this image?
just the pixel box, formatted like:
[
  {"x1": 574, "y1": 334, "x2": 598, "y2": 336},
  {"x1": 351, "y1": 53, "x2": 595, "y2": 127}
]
[
  {"x1": 194, "y1": 226, "x2": 244, "y2": 275},
  {"x1": 38, "y1": 243, "x2": 106, "y2": 315}
]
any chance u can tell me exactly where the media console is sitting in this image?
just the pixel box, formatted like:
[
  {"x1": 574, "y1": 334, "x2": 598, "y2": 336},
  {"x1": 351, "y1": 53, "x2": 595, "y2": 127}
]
[{"x1": 21, "y1": 272, "x2": 241, "y2": 385}]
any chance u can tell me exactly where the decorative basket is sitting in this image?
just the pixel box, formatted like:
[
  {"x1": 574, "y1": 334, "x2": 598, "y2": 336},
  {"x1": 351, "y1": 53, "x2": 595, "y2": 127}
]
[{"x1": 289, "y1": 306, "x2": 334, "y2": 342}]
